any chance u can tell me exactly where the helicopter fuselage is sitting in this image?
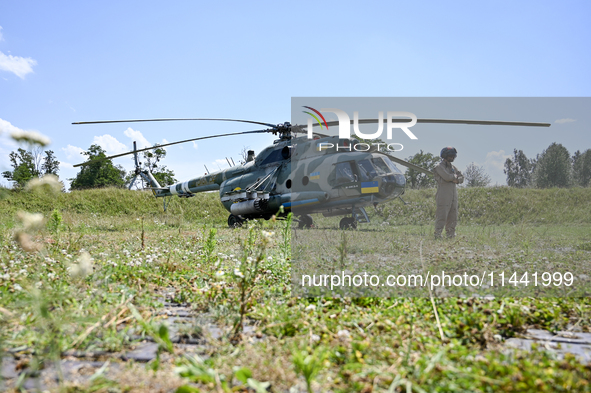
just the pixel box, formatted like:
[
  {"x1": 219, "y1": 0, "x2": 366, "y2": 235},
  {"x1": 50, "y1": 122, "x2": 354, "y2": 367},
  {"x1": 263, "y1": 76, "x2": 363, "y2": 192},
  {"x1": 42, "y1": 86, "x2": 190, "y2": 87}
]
[{"x1": 153, "y1": 135, "x2": 406, "y2": 226}]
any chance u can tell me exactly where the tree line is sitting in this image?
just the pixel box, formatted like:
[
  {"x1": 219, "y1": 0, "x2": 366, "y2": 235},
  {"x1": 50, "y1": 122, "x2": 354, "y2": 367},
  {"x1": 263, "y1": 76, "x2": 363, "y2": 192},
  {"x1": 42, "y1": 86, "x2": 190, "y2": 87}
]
[
  {"x1": 2, "y1": 148, "x2": 60, "y2": 188},
  {"x1": 504, "y1": 143, "x2": 591, "y2": 188},
  {"x1": 404, "y1": 142, "x2": 591, "y2": 189},
  {"x1": 5, "y1": 141, "x2": 588, "y2": 191},
  {"x1": 2, "y1": 144, "x2": 176, "y2": 191}
]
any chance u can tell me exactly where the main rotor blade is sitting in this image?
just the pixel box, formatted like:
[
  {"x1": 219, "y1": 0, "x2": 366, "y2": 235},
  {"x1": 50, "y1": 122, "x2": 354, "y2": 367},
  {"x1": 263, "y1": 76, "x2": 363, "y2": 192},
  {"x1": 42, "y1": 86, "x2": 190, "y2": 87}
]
[
  {"x1": 72, "y1": 118, "x2": 277, "y2": 128},
  {"x1": 387, "y1": 155, "x2": 434, "y2": 175},
  {"x1": 320, "y1": 118, "x2": 551, "y2": 128},
  {"x1": 74, "y1": 129, "x2": 270, "y2": 167},
  {"x1": 289, "y1": 124, "x2": 330, "y2": 138}
]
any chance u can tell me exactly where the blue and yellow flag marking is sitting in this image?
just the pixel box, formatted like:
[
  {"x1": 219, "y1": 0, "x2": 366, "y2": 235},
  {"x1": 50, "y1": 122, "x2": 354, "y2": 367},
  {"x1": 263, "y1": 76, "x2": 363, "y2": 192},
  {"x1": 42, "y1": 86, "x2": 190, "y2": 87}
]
[
  {"x1": 361, "y1": 181, "x2": 379, "y2": 194},
  {"x1": 310, "y1": 171, "x2": 320, "y2": 180}
]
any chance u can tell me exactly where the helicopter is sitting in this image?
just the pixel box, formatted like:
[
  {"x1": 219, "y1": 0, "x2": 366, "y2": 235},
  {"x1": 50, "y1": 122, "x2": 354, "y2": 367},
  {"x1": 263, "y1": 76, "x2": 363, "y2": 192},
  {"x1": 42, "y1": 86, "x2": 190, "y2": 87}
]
[{"x1": 73, "y1": 117, "x2": 550, "y2": 229}]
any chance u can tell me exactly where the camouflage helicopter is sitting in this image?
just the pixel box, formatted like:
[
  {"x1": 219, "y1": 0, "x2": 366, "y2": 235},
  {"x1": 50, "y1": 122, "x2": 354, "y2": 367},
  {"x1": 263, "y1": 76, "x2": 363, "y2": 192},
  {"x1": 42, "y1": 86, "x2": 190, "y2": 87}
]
[{"x1": 73, "y1": 117, "x2": 550, "y2": 229}]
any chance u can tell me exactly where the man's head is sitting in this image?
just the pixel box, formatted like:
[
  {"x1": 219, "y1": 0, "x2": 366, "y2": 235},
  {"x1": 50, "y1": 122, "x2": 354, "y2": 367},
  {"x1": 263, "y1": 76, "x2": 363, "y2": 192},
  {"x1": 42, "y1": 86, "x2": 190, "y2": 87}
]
[{"x1": 440, "y1": 146, "x2": 457, "y2": 162}]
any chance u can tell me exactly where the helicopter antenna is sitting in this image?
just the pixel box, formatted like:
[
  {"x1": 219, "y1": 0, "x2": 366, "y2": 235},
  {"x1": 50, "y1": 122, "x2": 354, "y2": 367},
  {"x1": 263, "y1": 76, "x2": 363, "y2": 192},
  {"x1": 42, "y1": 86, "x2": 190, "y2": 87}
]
[
  {"x1": 230, "y1": 157, "x2": 235, "y2": 167},
  {"x1": 225, "y1": 157, "x2": 233, "y2": 167},
  {"x1": 204, "y1": 165, "x2": 210, "y2": 174}
]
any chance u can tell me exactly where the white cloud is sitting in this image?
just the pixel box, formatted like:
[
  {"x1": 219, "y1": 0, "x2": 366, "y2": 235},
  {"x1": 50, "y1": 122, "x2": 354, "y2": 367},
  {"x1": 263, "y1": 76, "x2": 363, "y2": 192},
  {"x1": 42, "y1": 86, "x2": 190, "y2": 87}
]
[
  {"x1": 555, "y1": 118, "x2": 576, "y2": 124},
  {"x1": 0, "y1": 118, "x2": 50, "y2": 146},
  {"x1": 0, "y1": 132, "x2": 18, "y2": 173},
  {"x1": 483, "y1": 150, "x2": 511, "y2": 185},
  {"x1": 0, "y1": 26, "x2": 3, "y2": 41},
  {"x1": 123, "y1": 127, "x2": 151, "y2": 149},
  {"x1": 162, "y1": 138, "x2": 170, "y2": 144},
  {"x1": 0, "y1": 51, "x2": 37, "y2": 79},
  {"x1": 62, "y1": 144, "x2": 85, "y2": 160},
  {"x1": 485, "y1": 150, "x2": 511, "y2": 172},
  {"x1": 0, "y1": 118, "x2": 24, "y2": 135},
  {"x1": 192, "y1": 141, "x2": 198, "y2": 150},
  {"x1": 93, "y1": 134, "x2": 128, "y2": 155}
]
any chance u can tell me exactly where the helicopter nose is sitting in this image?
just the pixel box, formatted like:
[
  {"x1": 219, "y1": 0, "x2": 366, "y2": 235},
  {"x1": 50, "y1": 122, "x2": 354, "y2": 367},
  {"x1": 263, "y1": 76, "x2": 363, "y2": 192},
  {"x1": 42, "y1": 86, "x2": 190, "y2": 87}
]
[
  {"x1": 376, "y1": 157, "x2": 406, "y2": 198},
  {"x1": 377, "y1": 174, "x2": 405, "y2": 198},
  {"x1": 381, "y1": 157, "x2": 406, "y2": 186}
]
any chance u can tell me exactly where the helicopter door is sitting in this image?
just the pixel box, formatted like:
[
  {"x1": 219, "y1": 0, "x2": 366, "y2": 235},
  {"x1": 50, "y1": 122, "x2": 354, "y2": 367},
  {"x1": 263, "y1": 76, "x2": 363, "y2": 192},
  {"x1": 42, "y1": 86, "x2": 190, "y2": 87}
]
[{"x1": 332, "y1": 161, "x2": 360, "y2": 197}]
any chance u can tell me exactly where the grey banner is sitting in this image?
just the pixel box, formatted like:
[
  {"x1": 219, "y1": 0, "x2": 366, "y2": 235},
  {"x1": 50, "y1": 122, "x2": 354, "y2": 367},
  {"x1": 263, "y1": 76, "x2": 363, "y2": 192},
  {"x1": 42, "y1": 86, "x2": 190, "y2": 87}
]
[{"x1": 290, "y1": 97, "x2": 591, "y2": 297}]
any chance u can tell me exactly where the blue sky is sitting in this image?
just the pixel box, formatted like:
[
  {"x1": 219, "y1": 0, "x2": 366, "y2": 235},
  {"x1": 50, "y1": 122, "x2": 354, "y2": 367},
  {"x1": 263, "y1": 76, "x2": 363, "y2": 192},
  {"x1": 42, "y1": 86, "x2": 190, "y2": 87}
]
[{"x1": 1, "y1": 0, "x2": 590, "y2": 188}]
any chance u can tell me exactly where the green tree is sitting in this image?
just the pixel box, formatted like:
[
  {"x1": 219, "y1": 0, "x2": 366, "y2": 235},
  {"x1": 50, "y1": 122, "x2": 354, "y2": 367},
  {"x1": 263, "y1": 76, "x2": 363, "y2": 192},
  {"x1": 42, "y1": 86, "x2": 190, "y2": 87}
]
[
  {"x1": 404, "y1": 150, "x2": 439, "y2": 189},
  {"x1": 504, "y1": 149, "x2": 535, "y2": 188},
  {"x1": 533, "y1": 142, "x2": 572, "y2": 188},
  {"x1": 572, "y1": 149, "x2": 591, "y2": 187},
  {"x1": 70, "y1": 144, "x2": 126, "y2": 190},
  {"x1": 463, "y1": 162, "x2": 491, "y2": 187},
  {"x1": 1, "y1": 147, "x2": 59, "y2": 188},
  {"x1": 126, "y1": 144, "x2": 176, "y2": 187},
  {"x1": 41, "y1": 150, "x2": 60, "y2": 176},
  {"x1": 139, "y1": 145, "x2": 176, "y2": 186}
]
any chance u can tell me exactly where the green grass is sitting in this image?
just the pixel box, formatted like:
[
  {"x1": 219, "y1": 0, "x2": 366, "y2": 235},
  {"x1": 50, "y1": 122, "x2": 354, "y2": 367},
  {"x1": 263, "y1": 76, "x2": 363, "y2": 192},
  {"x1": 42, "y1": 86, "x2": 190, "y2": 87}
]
[
  {"x1": 381, "y1": 186, "x2": 591, "y2": 225},
  {"x1": 2, "y1": 186, "x2": 591, "y2": 228},
  {"x1": 1, "y1": 187, "x2": 591, "y2": 392}
]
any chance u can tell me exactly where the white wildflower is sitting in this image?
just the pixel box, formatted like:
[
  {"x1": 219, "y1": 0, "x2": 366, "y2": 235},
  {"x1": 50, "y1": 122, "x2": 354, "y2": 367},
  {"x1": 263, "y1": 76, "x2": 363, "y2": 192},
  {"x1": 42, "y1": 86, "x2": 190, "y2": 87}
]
[
  {"x1": 262, "y1": 230, "x2": 275, "y2": 239},
  {"x1": 70, "y1": 251, "x2": 93, "y2": 279},
  {"x1": 305, "y1": 304, "x2": 316, "y2": 311},
  {"x1": 337, "y1": 329, "x2": 351, "y2": 339},
  {"x1": 16, "y1": 211, "x2": 44, "y2": 231},
  {"x1": 24, "y1": 174, "x2": 62, "y2": 194},
  {"x1": 310, "y1": 334, "x2": 321, "y2": 342},
  {"x1": 10, "y1": 129, "x2": 51, "y2": 146},
  {"x1": 233, "y1": 268, "x2": 244, "y2": 278},
  {"x1": 215, "y1": 270, "x2": 225, "y2": 277},
  {"x1": 14, "y1": 283, "x2": 22, "y2": 291}
]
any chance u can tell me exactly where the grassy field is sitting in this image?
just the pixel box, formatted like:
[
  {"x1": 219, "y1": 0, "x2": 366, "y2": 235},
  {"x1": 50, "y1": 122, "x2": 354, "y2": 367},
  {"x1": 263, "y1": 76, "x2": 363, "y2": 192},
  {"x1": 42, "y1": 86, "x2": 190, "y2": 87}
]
[{"x1": 1, "y1": 187, "x2": 590, "y2": 392}]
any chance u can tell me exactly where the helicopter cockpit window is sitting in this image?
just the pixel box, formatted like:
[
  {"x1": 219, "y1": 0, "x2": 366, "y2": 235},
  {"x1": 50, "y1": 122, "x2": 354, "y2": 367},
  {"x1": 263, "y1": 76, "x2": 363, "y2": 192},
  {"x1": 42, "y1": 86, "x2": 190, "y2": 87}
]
[
  {"x1": 334, "y1": 162, "x2": 357, "y2": 185},
  {"x1": 371, "y1": 157, "x2": 391, "y2": 176},
  {"x1": 383, "y1": 158, "x2": 402, "y2": 174},
  {"x1": 357, "y1": 159, "x2": 377, "y2": 181}
]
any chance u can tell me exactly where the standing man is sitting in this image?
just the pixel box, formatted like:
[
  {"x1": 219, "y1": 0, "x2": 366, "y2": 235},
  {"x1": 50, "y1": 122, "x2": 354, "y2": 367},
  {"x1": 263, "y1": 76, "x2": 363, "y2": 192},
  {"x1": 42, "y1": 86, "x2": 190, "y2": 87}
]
[{"x1": 433, "y1": 147, "x2": 464, "y2": 239}]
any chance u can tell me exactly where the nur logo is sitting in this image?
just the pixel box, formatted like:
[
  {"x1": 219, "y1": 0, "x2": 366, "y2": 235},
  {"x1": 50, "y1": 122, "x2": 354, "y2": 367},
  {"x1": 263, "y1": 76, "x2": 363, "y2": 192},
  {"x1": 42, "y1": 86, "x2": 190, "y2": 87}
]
[{"x1": 303, "y1": 106, "x2": 418, "y2": 141}]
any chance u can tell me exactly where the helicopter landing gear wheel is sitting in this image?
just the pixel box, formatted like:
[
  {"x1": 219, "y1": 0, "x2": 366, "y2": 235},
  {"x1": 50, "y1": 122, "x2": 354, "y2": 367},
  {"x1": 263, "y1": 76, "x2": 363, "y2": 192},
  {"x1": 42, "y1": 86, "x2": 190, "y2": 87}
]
[
  {"x1": 228, "y1": 214, "x2": 243, "y2": 228},
  {"x1": 339, "y1": 217, "x2": 357, "y2": 230},
  {"x1": 298, "y1": 214, "x2": 314, "y2": 229}
]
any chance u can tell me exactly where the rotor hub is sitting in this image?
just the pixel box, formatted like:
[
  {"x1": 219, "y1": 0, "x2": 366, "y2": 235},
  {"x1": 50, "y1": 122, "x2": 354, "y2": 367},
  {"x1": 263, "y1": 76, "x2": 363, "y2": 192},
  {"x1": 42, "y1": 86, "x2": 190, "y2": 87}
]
[{"x1": 273, "y1": 122, "x2": 293, "y2": 141}]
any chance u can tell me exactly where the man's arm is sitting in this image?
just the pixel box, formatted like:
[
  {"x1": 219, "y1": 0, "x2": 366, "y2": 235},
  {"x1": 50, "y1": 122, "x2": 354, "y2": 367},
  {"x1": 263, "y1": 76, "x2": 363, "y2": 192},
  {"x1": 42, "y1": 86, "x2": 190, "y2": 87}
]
[
  {"x1": 455, "y1": 169, "x2": 464, "y2": 184},
  {"x1": 433, "y1": 163, "x2": 457, "y2": 182}
]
